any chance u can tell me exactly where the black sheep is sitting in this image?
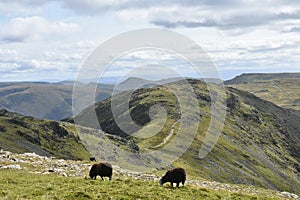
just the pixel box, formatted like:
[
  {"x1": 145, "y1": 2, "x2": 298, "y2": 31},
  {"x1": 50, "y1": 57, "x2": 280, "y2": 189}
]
[
  {"x1": 159, "y1": 168, "x2": 186, "y2": 187},
  {"x1": 89, "y1": 162, "x2": 112, "y2": 180}
]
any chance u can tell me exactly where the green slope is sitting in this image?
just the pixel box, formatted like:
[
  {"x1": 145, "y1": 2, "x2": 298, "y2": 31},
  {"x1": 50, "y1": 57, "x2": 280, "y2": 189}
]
[
  {"x1": 0, "y1": 169, "x2": 290, "y2": 200},
  {"x1": 0, "y1": 109, "x2": 90, "y2": 160},
  {"x1": 225, "y1": 73, "x2": 300, "y2": 111},
  {"x1": 70, "y1": 79, "x2": 300, "y2": 194}
]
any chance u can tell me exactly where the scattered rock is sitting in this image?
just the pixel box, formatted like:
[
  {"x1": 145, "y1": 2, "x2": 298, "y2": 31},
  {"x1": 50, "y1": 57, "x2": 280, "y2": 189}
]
[
  {"x1": 24, "y1": 152, "x2": 40, "y2": 157},
  {"x1": 1, "y1": 150, "x2": 299, "y2": 199},
  {"x1": 280, "y1": 191, "x2": 299, "y2": 199},
  {"x1": 61, "y1": 172, "x2": 68, "y2": 177},
  {"x1": 0, "y1": 150, "x2": 11, "y2": 159},
  {"x1": 1, "y1": 164, "x2": 22, "y2": 170}
]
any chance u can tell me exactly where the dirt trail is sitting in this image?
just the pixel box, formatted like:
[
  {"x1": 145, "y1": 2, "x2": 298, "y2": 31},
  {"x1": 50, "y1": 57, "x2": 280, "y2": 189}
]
[{"x1": 152, "y1": 121, "x2": 178, "y2": 148}]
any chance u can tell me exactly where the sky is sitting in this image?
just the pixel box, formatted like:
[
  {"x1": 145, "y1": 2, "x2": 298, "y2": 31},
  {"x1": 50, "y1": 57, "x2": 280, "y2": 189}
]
[{"x1": 0, "y1": 0, "x2": 300, "y2": 82}]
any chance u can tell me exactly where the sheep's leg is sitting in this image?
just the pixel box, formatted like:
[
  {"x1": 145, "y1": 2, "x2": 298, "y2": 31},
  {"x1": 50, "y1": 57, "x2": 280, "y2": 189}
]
[
  {"x1": 170, "y1": 182, "x2": 173, "y2": 187},
  {"x1": 109, "y1": 176, "x2": 112, "y2": 181},
  {"x1": 176, "y1": 182, "x2": 179, "y2": 187},
  {"x1": 182, "y1": 180, "x2": 185, "y2": 186}
]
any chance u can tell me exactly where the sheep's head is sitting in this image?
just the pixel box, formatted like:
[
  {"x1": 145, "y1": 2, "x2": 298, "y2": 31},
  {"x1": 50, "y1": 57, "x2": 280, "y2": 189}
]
[{"x1": 159, "y1": 176, "x2": 165, "y2": 186}]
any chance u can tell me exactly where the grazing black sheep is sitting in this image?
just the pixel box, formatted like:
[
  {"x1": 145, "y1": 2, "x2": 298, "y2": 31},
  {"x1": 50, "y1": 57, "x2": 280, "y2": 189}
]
[
  {"x1": 89, "y1": 162, "x2": 112, "y2": 180},
  {"x1": 159, "y1": 168, "x2": 186, "y2": 187}
]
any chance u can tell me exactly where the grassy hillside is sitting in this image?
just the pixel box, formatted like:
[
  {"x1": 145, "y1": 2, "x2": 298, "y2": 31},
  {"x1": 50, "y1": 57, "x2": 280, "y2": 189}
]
[
  {"x1": 226, "y1": 78, "x2": 300, "y2": 111},
  {"x1": 225, "y1": 73, "x2": 300, "y2": 111},
  {"x1": 70, "y1": 79, "x2": 300, "y2": 194},
  {"x1": 0, "y1": 109, "x2": 90, "y2": 160},
  {"x1": 0, "y1": 82, "x2": 112, "y2": 120},
  {"x1": 1, "y1": 151, "x2": 297, "y2": 199},
  {"x1": 0, "y1": 168, "x2": 292, "y2": 200}
]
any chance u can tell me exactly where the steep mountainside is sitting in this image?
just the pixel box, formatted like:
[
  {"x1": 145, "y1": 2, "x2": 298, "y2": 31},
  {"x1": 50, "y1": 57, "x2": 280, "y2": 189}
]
[
  {"x1": 0, "y1": 109, "x2": 90, "y2": 160},
  {"x1": 0, "y1": 82, "x2": 112, "y2": 120},
  {"x1": 69, "y1": 79, "x2": 300, "y2": 194}
]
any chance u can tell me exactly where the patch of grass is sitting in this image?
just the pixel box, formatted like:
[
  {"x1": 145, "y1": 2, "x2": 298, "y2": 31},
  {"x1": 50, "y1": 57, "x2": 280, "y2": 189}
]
[
  {"x1": 227, "y1": 78, "x2": 300, "y2": 111},
  {"x1": 0, "y1": 110, "x2": 91, "y2": 160},
  {"x1": 0, "y1": 169, "x2": 284, "y2": 200}
]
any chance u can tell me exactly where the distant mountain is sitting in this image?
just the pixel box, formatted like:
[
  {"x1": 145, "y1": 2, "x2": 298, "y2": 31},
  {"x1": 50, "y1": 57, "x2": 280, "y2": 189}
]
[
  {"x1": 225, "y1": 73, "x2": 300, "y2": 111},
  {"x1": 0, "y1": 77, "x2": 216, "y2": 120},
  {"x1": 81, "y1": 76, "x2": 121, "y2": 84},
  {"x1": 52, "y1": 80, "x2": 85, "y2": 86},
  {"x1": 0, "y1": 109, "x2": 90, "y2": 160},
  {"x1": 0, "y1": 82, "x2": 112, "y2": 120},
  {"x1": 0, "y1": 79, "x2": 170, "y2": 120},
  {"x1": 224, "y1": 73, "x2": 300, "y2": 84},
  {"x1": 68, "y1": 79, "x2": 300, "y2": 194},
  {"x1": 86, "y1": 82, "x2": 115, "y2": 90},
  {"x1": 114, "y1": 77, "x2": 222, "y2": 92}
]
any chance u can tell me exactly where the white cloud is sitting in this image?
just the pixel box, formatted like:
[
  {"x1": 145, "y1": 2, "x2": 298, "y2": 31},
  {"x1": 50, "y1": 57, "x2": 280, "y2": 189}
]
[
  {"x1": 2, "y1": 1, "x2": 300, "y2": 32},
  {"x1": 0, "y1": 0, "x2": 53, "y2": 18},
  {"x1": 0, "y1": 16, "x2": 80, "y2": 42},
  {"x1": 148, "y1": 5, "x2": 300, "y2": 32},
  {"x1": 58, "y1": 40, "x2": 98, "y2": 50},
  {"x1": 46, "y1": 1, "x2": 300, "y2": 32},
  {"x1": 0, "y1": 48, "x2": 18, "y2": 56},
  {"x1": 1, "y1": 0, "x2": 48, "y2": 5},
  {"x1": 0, "y1": 0, "x2": 300, "y2": 81}
]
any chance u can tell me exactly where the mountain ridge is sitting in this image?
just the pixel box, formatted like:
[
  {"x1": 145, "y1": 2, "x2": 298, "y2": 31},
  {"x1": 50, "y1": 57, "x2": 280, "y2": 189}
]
[
  {"x1": 225, "y1": 73, "x2": 300, "y2": 111},
  {"x1": 225, "y1": 72, "x2": 300, "y2": 84},
  {"x1": 68, "y1": 79, "x2": 300, "y2": 194}
]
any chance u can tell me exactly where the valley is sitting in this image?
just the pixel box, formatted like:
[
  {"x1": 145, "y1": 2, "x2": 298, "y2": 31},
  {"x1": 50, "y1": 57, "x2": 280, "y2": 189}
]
[
  {"x1": 1, "y1": 73, "x2": 300, "y2": 198},
  {"x1": 0, "y1": 81, "x2": 113, "y2": 120}
]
